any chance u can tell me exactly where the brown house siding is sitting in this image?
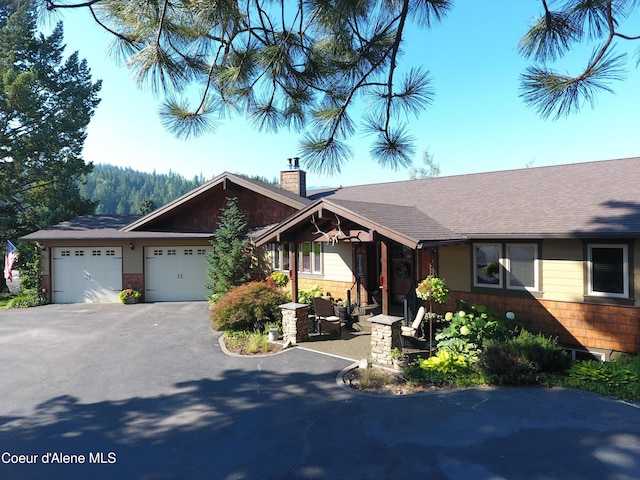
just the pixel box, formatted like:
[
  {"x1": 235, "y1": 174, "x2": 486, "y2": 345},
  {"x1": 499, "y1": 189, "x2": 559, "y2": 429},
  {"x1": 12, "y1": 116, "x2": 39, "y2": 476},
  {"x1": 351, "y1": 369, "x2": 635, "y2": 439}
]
[
  {"x1": 144, "y1": 184, "x2": 299, "y2": 232},
  {"x1": 298, "y1": 277, "x2": 354, "y2": 303},
  {"x1": 432, "y1": 291, "x2": 640, "y2": 355}
]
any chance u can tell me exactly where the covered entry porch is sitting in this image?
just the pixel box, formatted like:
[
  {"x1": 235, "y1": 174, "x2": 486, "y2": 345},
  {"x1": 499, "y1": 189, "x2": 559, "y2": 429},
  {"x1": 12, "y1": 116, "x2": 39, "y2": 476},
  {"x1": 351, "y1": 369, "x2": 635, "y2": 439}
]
[{"x1": 255, "y1": 198, "x2": 441, "y2": 322}]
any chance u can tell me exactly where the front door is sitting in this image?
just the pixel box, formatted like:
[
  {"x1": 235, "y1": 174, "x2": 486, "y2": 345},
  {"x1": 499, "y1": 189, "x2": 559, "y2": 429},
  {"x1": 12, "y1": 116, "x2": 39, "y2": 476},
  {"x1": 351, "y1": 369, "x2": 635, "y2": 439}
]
[{"x1": 390, "y1": 243, "x2": 414, "y2": 303}]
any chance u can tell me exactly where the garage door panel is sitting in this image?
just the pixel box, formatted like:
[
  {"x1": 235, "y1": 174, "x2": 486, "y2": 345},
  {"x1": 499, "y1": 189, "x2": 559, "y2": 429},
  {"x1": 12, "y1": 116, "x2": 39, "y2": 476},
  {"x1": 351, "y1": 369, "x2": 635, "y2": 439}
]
[
  {"x1": 145, "y1": 247, "x2": 211, "y2": 302},
  {"x1": 52, "y1": 248, "x2": 122, "y2": 303}
]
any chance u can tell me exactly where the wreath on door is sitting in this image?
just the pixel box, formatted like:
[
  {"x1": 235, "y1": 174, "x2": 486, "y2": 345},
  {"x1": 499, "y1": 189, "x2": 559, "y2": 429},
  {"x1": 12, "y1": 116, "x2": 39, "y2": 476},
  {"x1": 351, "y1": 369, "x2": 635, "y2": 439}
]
[{"x1": 394, "y1": 261, "x2": 410, "y2": 279}]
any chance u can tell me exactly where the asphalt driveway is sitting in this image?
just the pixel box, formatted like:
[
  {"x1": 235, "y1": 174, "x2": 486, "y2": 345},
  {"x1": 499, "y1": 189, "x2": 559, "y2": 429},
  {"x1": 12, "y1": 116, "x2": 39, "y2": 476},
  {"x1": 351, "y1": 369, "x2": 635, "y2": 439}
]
[{"x1": 0, "y1": 303, "x2": 639, "y2": 480}]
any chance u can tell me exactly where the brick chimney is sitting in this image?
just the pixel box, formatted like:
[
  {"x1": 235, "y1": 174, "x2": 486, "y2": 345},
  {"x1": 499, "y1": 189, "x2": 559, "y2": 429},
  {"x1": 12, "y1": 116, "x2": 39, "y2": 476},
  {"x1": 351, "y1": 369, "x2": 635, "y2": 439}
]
[{"x1": 280, "y1": 157, "x2": 306, "y2": 198}]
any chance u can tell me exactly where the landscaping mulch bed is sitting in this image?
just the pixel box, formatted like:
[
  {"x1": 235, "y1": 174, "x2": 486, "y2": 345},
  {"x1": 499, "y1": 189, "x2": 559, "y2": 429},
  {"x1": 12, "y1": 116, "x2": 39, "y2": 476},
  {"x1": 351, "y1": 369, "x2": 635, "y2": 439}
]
[
  {"x1": 342, "y1": 366, "x2": 456, "y2": 395},
  {"x1": 222, "y1": 335, "x2": 284, "y2": 356}
]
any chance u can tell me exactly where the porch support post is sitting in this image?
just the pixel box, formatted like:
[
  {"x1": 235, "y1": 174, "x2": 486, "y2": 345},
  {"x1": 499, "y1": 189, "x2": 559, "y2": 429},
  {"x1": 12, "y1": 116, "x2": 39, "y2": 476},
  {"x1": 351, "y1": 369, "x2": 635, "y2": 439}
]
[
  {"x1": 279, "y1": 302, "x2": 309, "y2": 344},
  {"x1": 369, "y1": 314, "x2": 403, "y2": 367},
  {"x1": 290, "y1": 241, "x2": 299, "y2": 303},
  {"x1": 380, "y1": 238, "x2": 390, "y2": 315}
]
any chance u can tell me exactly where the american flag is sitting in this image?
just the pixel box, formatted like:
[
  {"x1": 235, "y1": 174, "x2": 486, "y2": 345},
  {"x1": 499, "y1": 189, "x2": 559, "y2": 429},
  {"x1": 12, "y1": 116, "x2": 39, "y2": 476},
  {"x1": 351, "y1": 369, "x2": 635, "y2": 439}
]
[{"x1": 4, "y1": 240, "x2": 17, "y2": 282}]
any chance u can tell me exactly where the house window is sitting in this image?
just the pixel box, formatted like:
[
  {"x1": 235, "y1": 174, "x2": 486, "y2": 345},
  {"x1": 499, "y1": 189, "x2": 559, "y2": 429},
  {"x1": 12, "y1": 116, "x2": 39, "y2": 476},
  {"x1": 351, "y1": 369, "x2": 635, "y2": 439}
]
[
  {"x1": 299, "y1": 241, "x2": 323, "y2": 274},
  {"x1": 167, "y1": 249, "x2": 176, "y2": 256},
  {"x1": 474, "y1": 242, "x2": 539, "y2": 291},
  {"x1": 283, "y1": 243, "x2": 291, "y2": 271},
  {"x1": 197, "y1": 249, "x2": 206, "y2": 255},
  {"x1": 313, "y1": 242, "x2": 322, "y2": 273},
  {"x1": 588, "y1": 244, "x2": 628, "y2": 298},
  {"x1": 506, "y1": 244, "x2": 538, "y2": 291},
  {"x1": 300, "y1": 242, "x2": 311, "y2": 273},
  {"x1": 268, "y1": 242, "x2": 321, "y2": 274},
  {"x1": 184, "y1": 249, "x2": 193, "y2": 255},
  {"x1": 474, "y1": 244, "x2": 502, "y2": 288},
  {"x1": 268, "y1": 243, "x2": 281, "y2": 270}
]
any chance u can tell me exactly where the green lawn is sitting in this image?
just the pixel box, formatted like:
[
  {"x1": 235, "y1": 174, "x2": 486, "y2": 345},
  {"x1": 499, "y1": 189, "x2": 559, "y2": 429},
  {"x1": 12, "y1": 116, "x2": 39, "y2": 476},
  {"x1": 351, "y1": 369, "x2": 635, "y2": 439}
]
[{"x1": 0, "y1": 294, "x2": 11, "y2": 309}]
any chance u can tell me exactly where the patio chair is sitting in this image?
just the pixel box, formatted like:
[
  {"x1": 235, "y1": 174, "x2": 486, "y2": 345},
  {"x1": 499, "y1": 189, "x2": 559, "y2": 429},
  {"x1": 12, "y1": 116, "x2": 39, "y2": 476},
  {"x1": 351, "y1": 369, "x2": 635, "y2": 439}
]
[
  {"x1": 401, "y1": 306, "x2": 426, "y2": 347},
  {"x1": 313, "y1": 296, "x2": 342, "y2": 336}
]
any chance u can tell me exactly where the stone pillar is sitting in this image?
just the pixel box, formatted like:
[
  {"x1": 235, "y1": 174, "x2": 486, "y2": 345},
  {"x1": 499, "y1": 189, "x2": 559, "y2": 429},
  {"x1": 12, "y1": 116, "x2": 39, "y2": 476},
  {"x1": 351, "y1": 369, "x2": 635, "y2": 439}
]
[
  {"x1": 369, "y1": 314, "x2": 403, "y2": 366},
  {"x1": 279, "y1": 302, "x2": 310, "y2": 344}
]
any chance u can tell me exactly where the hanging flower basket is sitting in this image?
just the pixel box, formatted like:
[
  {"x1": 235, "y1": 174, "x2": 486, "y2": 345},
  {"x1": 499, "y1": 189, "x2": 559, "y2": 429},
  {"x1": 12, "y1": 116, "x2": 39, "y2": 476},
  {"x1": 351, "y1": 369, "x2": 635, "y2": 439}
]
[{"x1": 415, "y1": 276, "x2": 450, "y2": 304}]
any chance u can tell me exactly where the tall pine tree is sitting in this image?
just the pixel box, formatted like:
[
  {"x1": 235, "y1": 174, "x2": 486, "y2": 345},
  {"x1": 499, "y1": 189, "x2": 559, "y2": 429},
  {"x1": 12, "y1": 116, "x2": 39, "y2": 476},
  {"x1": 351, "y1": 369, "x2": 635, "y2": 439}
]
[
  {"x1": 0, "y1": 0, "x2": 101, "y2": 238},
  {"x1": 0, "y1": 0, "x2": 101, "y2": 292}
]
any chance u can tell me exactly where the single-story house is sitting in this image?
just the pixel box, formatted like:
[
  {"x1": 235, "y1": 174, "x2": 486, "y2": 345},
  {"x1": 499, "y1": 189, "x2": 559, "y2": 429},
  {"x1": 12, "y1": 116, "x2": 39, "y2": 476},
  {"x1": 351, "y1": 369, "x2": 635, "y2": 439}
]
[
  {"x1": 21, "y1": 156, "x2": 640, "y2": 358},
  {"x1": 21, "y1": 167, "x2": 309, "y2": 303},
  {"x1": 255, "y1": 157, "x2": 640, "y2": 359}
]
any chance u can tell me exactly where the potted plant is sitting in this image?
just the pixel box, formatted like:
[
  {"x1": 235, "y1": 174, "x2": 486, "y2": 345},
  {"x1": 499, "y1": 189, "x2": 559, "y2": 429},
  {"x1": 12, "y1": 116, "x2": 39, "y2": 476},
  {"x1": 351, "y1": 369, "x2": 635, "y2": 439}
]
[
  {"x1": 118, "y1": 288, "x2": 142, "y2": 304},
  {"x1": 334, "y1": 298, "x2": 349, "y2": 322},
  {"x1": 390, "y1": 347, "x2": 405, "y2": 369}
]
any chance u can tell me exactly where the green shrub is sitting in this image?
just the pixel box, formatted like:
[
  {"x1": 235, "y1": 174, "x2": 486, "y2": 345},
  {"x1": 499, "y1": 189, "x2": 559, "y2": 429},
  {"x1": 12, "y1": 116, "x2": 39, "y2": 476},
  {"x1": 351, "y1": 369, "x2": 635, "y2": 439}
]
[
  {"x1": 566, "y1": 360, "x2": 637, "y2": 389},
  {"x1": 435, "y1": 302, "x2": 521, "y2": 362},
  {"x1": 479, "y1": 344, "x2": 538, "y2": 385},
  {"x1": 406, "y1": 350, "x2": 472, "y2": 386},
  {"x1": 6, "y1": 289, "x2": 48, "y2": 308},
  {"x1": 507, "y1": 330, "x2": 570, "y2": 373},
  {"x1": 615, "y1": 353, "x2": 640, "y2": 371},
  {"x1": 266, "y1": 271, "x2": 289, "y2": 288},
  {"x1": 297, "y1": 285, "x2": 324, "y2": 313},
  {"x1": 478, "y1": 331, "x2": 569, "y2": 385},
  {"x1": 210, "y1": 282, "x2": 288, "y2": 332}
]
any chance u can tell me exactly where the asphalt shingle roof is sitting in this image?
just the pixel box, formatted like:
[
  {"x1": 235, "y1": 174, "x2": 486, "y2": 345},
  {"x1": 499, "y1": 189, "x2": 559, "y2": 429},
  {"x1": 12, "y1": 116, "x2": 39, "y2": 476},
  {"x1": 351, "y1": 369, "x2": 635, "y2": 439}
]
[
  {"x1": 322, "y1": 157, "x2": 640, "y2": 240},
  {"x1": 20, "y1": 215, "x2": 212, "y2": 241}
]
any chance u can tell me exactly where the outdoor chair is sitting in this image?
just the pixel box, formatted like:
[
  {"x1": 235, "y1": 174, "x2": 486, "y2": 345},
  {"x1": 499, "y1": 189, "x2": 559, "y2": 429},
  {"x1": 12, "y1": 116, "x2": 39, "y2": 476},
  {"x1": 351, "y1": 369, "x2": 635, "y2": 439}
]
[
  {"x1": 313, "y1": 296, "x2": 342, "y2": 336},
  {"x1": 401, "y1": 306, "x2": 426, "y2": 347}
]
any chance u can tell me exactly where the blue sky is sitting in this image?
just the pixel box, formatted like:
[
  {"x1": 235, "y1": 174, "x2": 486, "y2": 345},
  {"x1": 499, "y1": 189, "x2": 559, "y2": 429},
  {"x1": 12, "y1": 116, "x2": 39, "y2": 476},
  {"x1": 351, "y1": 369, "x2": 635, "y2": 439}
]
[{"x1": 49, "y1": 2, "x2": 639, "y2": 188}]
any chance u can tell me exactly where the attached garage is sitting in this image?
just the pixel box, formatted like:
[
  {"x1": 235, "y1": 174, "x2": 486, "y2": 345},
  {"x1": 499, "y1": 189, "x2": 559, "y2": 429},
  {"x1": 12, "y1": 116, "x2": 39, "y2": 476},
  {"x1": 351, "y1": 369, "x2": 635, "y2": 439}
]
[
  {"x1": 52, "y1": 247, "x2": 123, "y2": 303},
  {"x1": 144, "y1": 246, "x2": 212, "y2": 302},
  {"x1": 20, "y1": 172, "x2": 310, "y2": 304}
]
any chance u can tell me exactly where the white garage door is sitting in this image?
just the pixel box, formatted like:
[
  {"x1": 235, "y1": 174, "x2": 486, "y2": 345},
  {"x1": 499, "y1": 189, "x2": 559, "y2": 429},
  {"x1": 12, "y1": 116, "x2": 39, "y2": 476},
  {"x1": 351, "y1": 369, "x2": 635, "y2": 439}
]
[
  {"x1": 52, "y1": 247, "x2": 123, "y2": 303},
  {"x1": 145, "y1": 246, "x2": 211, "y2": 302}
]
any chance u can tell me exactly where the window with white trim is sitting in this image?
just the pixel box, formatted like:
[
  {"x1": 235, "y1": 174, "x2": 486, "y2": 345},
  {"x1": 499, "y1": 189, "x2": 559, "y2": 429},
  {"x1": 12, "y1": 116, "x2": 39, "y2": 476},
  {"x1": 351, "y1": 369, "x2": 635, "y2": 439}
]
[
  {"x1": 313, "y1": 242, "x2": 322, "y2": 273},
  {"x1": 282, "y1": 243, "x2": 291, "y2": 271},
  {"x1": 298, "y1": 241, "x2": 323, "y2": 274},
  {"x1": 474, "y1": 243, "x2": 502, "y2": 288},
  {"x1": 474, "y1": 243, "x2": 539, "y2": 291},
  {"x1": 268, "y1": 243, "x2": 282, "y2": 270},
  {"x1": 267, "y1": 242, "x2": 323, "y2": 274},
  {"x1": 506, "y1": 244, "x2": 538, "y2": 291},
  {"x1": 588, "y1": 244, "x2": 629, "y2": 298}
]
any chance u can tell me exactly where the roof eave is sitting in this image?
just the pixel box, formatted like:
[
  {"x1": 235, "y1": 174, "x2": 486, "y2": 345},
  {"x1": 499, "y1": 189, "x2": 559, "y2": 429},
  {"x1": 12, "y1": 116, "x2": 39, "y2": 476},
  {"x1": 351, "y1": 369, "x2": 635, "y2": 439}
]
[{"x1": 255, "y1": 199, "x2": 421, "y2": 249}]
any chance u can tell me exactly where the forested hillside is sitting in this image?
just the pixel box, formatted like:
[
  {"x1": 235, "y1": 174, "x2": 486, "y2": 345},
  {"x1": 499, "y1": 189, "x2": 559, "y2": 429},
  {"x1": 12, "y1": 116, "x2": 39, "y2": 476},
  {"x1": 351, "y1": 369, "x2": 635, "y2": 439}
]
[{"x1": 80, "y1": 164, "x2": 207, "y2": 214}]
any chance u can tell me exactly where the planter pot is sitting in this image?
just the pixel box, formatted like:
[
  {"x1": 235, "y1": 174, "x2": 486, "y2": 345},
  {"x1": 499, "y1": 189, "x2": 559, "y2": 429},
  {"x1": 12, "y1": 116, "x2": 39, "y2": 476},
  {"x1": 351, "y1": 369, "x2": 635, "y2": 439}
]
[
  {"x1": 392, "y1": 358, "x2": 405, "y2": 370},
  {"x1": 124, "y1": 298, "x2": 139, "y2": 304},
  {"x1": 268, "y1": 326, "x2": 279, "y2": 341}
]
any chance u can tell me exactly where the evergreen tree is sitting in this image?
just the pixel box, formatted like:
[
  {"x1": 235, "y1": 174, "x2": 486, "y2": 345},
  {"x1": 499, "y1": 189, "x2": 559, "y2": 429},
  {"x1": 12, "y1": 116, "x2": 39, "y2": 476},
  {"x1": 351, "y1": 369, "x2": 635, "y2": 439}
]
[
  {"x1": 206, "y1": 197, "x2": 253, "y2": 302},
  {"x1": 79, "y1": 164, "x2": 205, "y2": 214},
  {"x1": 0, "y1": 0, "x2": 100, "y2": 291},
  {"x1": 409, "y1": 149, "x2": 440, "y2": 180},
  {"x1": 138, "y1": 198, "x2": 155, "y2": 215},
  {"x1": 41, "y1": 0, "x2": 640, "y2": 173}
]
